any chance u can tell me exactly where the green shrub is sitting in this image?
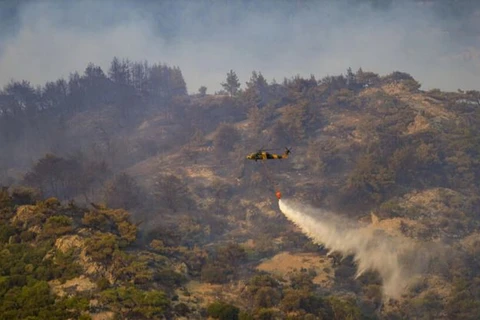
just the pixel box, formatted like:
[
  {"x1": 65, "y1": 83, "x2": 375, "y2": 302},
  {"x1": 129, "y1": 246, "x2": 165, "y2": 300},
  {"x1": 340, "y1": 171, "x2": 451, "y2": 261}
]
[
  {"x1": 200, "y1": 263, "x2": 229, "y2": 284},
  {"x1": 43, "y1": 216, "x2": 73, "y2": 237},
  {"x1": 207, "y1": 301, "x2": 240, "y2": 320}
]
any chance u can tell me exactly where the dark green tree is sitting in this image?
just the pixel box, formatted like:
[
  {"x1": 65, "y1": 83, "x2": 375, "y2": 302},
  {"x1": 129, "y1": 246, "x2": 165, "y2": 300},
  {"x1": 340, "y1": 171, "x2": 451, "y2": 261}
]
[
  {"x1": 244, "y1": 70, "x2": 269, "y2": 107},
  {"x1": 221, "y1": 70, "x2": 241, "y2": 97},
  {"x1": 108, "y1": 57, "x2": 131, "y2": 86},
  {"x1": 207, "y1": 301, "x2": 240, "y2": 320},
  {"x1": 198, "y1": 86, "x2": 207, "y2": 96}
]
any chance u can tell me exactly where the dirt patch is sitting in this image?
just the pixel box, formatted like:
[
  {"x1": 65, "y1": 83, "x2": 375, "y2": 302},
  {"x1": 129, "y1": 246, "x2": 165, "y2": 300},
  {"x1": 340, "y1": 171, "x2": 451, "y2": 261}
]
[
  {"x1": 256, "y1": 252, "x2": 334, "y2": 287},
  {"x1": 461, "y1": 232, "x2": 480, "y2": 255},
  {"x1": 90, "y1": 311, "x2": 115, "y2": 320},
  {"x1": 184, "y1": 166, "x2": 217, "y2": 181},
  {"x1": 359, "y1": 87, "x2": 381, "y2": 97},
  {"x1": 424, "y1": 275, "x2": 453, "y2": 300},
  {"x1": 333, "y1": 113, "x2": 361, "y2": 129},
  {"x1": 176, "y1": 280, "x2": 247, "y2": 308},
  {"x1": 408, "y1": 95, "x2": 455, "y2": 120},
  {"x1": 55, "y1": 234, "x2": 84, "y2": 254},
  {"x1": 49, "y1": 275, "x2": 96, "y2": 297},
  {"x1": 370, "y1": 213, "x2": 425, "y2": 238},
  {"x1": 253, "y1": 199, "x2": 277, "y2": 218},
  {"x1": 55, "y1": 233, "x2": 114, "y2": 283},
  {"x1": 406, "y1": 114, "x2": 430, "y2": 135},
  {"x1": 381, "y1": 83, "x2": 406, "y2": 95},
  {"x1": 126, "y1": 154, "x2": 169, "y2": 184},
  {"x1": 234, "y1": 119, "x2": 251, "y2": 131},
  {"x1": 322, "y1": 111, "x2": 365, "y2": 145},
  {"x1": 403, "y1": 188, "x2": 463, "y2": 213},
  {"x1": 381, "y1": 83, "x2": 456, "y2": 120},
  {"x1": 11, "y1": 205, "x2": 36, "y2": 224},
  {"x1": 137, "y1": 115, "x2": 168, "y2": 131}
]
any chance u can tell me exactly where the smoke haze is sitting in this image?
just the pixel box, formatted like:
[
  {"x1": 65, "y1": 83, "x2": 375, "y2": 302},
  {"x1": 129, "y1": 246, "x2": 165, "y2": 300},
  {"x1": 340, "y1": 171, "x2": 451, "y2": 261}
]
[
  {"x1": 1, "y1": 0, "x2": 480, "y2": 93},
  {"x1": 279, "y1": 198, "x2": 438, "y2": 299}
]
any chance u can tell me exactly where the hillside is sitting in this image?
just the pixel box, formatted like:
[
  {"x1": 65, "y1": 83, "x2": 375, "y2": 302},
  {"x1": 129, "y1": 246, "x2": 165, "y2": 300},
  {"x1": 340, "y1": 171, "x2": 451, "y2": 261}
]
[{"x1": 1, "y1": 62, "x2": 480, "y2": 319}]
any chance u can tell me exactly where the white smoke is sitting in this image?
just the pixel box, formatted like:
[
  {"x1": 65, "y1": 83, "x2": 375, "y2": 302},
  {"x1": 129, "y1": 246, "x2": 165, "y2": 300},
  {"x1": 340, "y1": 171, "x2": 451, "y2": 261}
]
[
  {"x1": 1, "y1": 1, "x2": 480, "y2": 92},
  {"x1": 279, "y1": 198, "x2": 431, "y2": 299}
]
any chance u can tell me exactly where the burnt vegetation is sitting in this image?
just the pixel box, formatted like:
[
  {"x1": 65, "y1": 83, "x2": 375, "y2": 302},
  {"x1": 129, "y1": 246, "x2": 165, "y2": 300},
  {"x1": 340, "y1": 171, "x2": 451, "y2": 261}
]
[{"x1": 1, "y1": 56, "x2": 480, "y2": 319}]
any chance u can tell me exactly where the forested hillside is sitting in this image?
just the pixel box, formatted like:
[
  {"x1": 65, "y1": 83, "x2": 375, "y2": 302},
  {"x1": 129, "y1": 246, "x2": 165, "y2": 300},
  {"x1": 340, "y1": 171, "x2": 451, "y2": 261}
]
[{"x1": 1, "y1": 58, "x2": 480, "y2": 319}]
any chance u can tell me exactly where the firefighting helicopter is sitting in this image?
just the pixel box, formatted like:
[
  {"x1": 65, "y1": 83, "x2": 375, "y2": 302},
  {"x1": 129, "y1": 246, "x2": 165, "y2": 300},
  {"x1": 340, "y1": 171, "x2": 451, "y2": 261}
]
[
  {"x1": 246, "y1": 147, "x2": 291, "y2": 162},
  {"x1": 244, "y1": 147, "x2": 291, "y2": 200}
]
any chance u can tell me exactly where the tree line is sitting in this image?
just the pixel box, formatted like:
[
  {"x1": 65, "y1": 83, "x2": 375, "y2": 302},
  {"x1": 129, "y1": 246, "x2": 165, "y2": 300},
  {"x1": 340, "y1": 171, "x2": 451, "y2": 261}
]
[{"x1": 0, "y1": 57, "x2": 187, "y2": 169}]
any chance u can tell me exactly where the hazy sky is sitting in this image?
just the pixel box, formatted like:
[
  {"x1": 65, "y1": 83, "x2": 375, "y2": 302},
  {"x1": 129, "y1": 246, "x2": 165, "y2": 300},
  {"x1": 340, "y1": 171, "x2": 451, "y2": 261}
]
[{"x1": 0, "y1": 0, "x2": 479, "y2": 93}]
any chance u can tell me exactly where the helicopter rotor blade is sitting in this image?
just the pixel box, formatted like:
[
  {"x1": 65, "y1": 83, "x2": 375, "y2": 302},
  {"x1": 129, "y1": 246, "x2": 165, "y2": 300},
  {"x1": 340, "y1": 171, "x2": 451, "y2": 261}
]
[{"x1": 259, "y1": 148, "x2": 284, "y2": 152}]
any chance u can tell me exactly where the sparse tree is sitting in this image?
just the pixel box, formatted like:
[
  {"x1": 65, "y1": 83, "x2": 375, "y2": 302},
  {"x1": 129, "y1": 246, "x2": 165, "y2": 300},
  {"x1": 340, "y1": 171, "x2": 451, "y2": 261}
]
[
  {"x1": 246, "y1": 106, "x2": 264, "y2": 135},
  {"x1": 356, "y1": 68, "x2": 380, "y2": 87},
  {"x1": 131, "y1": 61, "x2": 149, "y2": 93},
  {"x1": 77, "y1": 158, "x2": 110, "y2": 203},
  {"x1": 345, "y1": 67, "x2": 357, "y2": 89},
  {"x1": 104, "y1": 173, "x2": 142, "y2": 211},
  {"x1": 4, "y1": 80, "x2": 40, "y2": 119},
  {"x1": 282, "y1": 101, "x2": 311, "y2": 140},
  {"x1": 41, "y1": 79, "x2": 68, "y2": 110},
  {"x1": 244, "y1": 71, "x2": 269, "y2": 107},
  {"x1": 213, "y1": 123, "x2": 241, "y2": 154},
  {"x1": 216, "y1": 243, "x2": 247, "y2": 267},
  {"x1": 268, "y1": 122, "x2": 292, "y2": 147},
  {"x1": 169, "y1": 66, "x2": 188, "y2": 96},
  {"x1": 82, "y1": 63, "x2": 110, "y2": 108},
  {"x1": 108, "y1": 57, "x2": 131, "y2": 86},
  {"x1": 221, "y1": 70, "x2": 240, "y2": 97},
  {"x1": 23, "y1": 154, "x2": 82, "y2": 200},
  {"x1": 198, "y1": 86, "x2": 207, "y2": 97},
  {"x1": 153, "y1": 174, "x2": 191, "y2": 212},
  {"x1": 67, "y1": 71, "x2": 86, "y2": 112}
]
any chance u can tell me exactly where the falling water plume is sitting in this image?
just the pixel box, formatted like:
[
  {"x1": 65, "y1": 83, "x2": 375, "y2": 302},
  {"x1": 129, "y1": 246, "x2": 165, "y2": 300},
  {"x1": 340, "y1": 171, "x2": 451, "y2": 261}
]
[{"x1": 279, "y1": 198, "x2": 433, "y2": 299}]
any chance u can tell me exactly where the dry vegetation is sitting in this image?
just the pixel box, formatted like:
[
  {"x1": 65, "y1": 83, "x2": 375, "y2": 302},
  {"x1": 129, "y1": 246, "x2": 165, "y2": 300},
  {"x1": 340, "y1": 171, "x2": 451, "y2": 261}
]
[{"x1": 1, "y1": 57, "x2": 480, "y2": 319}]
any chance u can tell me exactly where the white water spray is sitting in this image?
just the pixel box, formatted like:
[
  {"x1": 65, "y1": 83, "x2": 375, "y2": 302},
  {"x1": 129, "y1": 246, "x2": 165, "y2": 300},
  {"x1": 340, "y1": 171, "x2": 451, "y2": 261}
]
[{"x1": 279, "y1": 199, "x2": 427, "y2": 299}]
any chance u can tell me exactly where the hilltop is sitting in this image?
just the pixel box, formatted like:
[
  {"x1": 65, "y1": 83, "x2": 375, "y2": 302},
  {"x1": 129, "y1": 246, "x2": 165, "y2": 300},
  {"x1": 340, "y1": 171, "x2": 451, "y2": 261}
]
[{"x1": 1, "y1": 60, "x2": 480, "y2": 319}]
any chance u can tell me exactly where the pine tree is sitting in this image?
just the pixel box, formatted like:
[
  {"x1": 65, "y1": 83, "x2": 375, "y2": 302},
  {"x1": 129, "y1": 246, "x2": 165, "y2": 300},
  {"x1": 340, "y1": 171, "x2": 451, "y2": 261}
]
[{"x1": 221, "y1": 70, "x2": 240, "y2": 97}]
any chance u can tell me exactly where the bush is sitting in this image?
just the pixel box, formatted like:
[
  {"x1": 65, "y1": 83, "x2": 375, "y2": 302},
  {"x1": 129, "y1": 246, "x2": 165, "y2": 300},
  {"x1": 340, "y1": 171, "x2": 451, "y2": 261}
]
[
  {"x1": 84, "y1": 233, "x2": 119, "y2": 262},
  {"x1": 99, "y1": 286, "x2": 169, "y2": 318},
  {"x1": 10, "y1": 186, "x2": 40, "y2": 205},
  {"x1": 327, "y1": 296, "x2": 362, "y2": 320},
  {"x1": 200, "y1": 263, "x2": 229, "y2": 284},
  {"x1": 82, "y1": 210, "x2": 109, "y2": 230},
  {"x1": 174, "y1": 302, "x2": 190, "y2": 316},
  {"x1": 42, "y1": 216, "x2": 73, "y2": 238},
  {"x1": 207, "y1": 301, "x2": 240, "y2": 320},
  {"x1": 0, "y1": 224, "x2": 17, "y2": 243},
  {"x1": 253, "y1": 287, "x2": 281, "y2": 308},
  {"x1": 103, "y1": 173, "x2": 142, "y2": 211},
  {"x1": 254, "y1": 308, "x2": 282, "y2": 320},
  {"x1": 96, "y1": 277, "x2": 110, "y2": 291},
  {"x1": 403, "y1": 79, "x2": 421, "y2": 92},
  {"x1": 213, "y1": 123, "x2": 241, "y2": 153}
]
